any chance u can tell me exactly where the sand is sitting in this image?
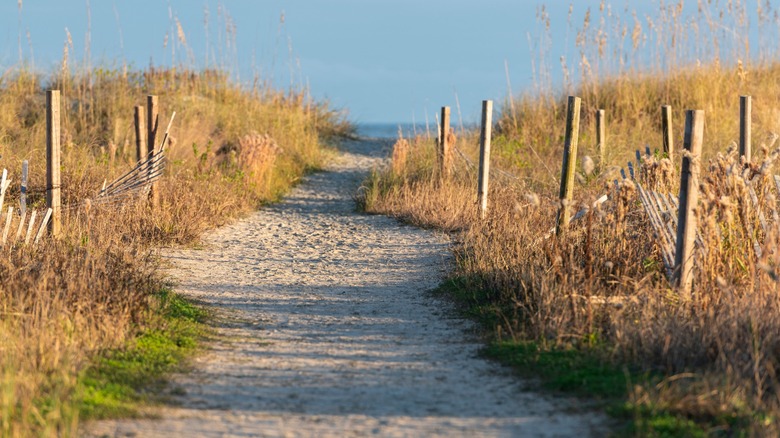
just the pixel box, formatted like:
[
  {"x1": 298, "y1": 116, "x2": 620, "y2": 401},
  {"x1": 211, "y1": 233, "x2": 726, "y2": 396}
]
[{"x1": 84, "y1": 139, "x2": 608, "y2": 437}]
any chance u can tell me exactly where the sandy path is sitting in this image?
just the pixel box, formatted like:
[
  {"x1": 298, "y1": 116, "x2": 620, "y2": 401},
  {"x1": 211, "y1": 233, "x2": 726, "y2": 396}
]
[{"x1": 85, "y1": 139, "x2": 608, "y2": 437}]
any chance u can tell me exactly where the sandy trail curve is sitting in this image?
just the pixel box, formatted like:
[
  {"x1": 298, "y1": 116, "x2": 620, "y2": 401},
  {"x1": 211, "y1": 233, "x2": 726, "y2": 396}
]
[{"x1": 85, "y1": 139, "x2": 608, "y2": 437}]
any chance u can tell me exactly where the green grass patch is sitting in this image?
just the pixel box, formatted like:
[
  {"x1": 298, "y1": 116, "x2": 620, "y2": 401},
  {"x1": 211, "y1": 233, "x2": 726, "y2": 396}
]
[
  {"x1": 434, "y1": 276, "x2": 719, "y2": 437},
  {"x1": 76, "y1": 288, "x2": 208, "y2": 420},
  {"x1": 432, "y1": 276, "x2": 505, "y2": 329},
  {"x1": 484, "y1": 341, "x2": 714, "y2": 437},
  {"x1": 485, "y1": 341, "x2": 630, "y2": 399}
]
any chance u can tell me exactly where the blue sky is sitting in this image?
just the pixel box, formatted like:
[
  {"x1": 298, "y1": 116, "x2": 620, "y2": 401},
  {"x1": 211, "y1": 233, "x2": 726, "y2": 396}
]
[{"x1": 0, "y1": 1, "x2": 769, "y2": 124}]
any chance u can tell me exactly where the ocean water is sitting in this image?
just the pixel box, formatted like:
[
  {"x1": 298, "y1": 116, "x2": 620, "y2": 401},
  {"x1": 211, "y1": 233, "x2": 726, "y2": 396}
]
[{"x1": 356, "y1": 123, "x2": 434, "y2": 140}]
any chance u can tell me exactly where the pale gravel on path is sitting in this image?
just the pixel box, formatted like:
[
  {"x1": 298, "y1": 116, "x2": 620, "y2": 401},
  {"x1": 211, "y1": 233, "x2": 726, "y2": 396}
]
[{"x1": 85, "y1": 139, "x2": 609, "y2": 437}]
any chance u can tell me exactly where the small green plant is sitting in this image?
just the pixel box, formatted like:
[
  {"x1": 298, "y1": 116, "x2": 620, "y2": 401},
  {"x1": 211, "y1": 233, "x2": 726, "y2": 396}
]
[
  {"x1": 0, "y1": 63, "x2": 346, "y2": 435},
  {"x1": 77, "y1": 289, "x2": 207, "y2": 420}
]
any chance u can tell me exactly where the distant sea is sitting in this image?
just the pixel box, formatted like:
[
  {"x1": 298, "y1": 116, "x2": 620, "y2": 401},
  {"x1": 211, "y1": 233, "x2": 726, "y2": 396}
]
[{"x1": 356, "y1": 123, "x2": 434, "y2": 140}]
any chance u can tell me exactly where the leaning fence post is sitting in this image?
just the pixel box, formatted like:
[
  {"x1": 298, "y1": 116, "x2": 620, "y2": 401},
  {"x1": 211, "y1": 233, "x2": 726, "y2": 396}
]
[
  {"x1": 134, "y1": 105, "x2": 146, "y2": 163},
  {"x1": 24, "y1": 210, "x2": 37, "y2": 245},
  {"x1": 596, "y1": 109, "x2": 606, "y2": 171},
  {"x1": 556, "y1": 96, "x2": 581, "y2": 236},
  {"x1": 674, "y1": 110, "x2": 704, "y2": 298},
  {"x1": 35, "y1": 208, "x2": 53, "y2": 245},
  {"x1": 739, "y1": 95, "x2": 752, "y2": 164},
  {"x1": 477, "y1": 100, "x2": 493, "y2": 220},
  {"x1": 46, "y1": 89, "x2": 62, "y2": 237},
  {"x1": 438, "y1": 106, "x2": 452, "y2": 178},
  {"x1": 662, "y1": 105, "x2": 674, "y2": 160},
  {"x1": 147, "y1": 95, "x2": 160, "y2": 208},
  {"x1": 2, "y1": 207, "x2": 13, "y2": 247},
  {"x1": 15, "y1": 160, "x2": 28, "y2": 243}
]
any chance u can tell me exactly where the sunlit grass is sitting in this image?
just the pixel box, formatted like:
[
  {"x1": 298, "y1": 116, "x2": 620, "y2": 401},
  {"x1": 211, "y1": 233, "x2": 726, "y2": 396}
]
[
  {"x1": 0, "y1": 64, "x2": 347, "y2": 436},
  {"x1": 362, "y1": 1, "x2": 780, "y2": 434}
]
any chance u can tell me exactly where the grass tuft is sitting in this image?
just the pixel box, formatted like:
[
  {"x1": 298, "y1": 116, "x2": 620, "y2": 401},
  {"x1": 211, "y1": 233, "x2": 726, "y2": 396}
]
[
  {"x1": 366, "y1": 26, "x2": 780, "y2": 432},
  {"x1": 77, "y1": 289, "x2": 206, "y2": 421},
  {"x1": 0, "y1": 64, "x2": 346, "y2": 436}
]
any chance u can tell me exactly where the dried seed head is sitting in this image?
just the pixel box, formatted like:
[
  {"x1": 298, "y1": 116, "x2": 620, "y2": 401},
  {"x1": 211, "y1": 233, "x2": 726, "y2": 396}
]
[
  {"x1": 715, "y1": 276, "x2": 729, "y2": 291},
  {"x1": 718, "y1": 196, "x2": 735, "y2": 209},
  {"x1": 767, "y1": 132, "x2": 779, "y2": 150},
  {"x1": 582, "y1": 155, "x2": 595, "y2": 176},
  {"x1": 525, "y1": 192, "x2": 540, "y2": 207}
]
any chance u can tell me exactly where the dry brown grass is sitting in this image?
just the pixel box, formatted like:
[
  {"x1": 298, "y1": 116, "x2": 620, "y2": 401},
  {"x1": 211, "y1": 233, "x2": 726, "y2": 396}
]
[
  {"x1": 0, "y1": 66, "x2": 344, "y2": 436},
  {"x1": 365, "y1": 124, "x2": 780, "y2": 432},
  {"x1": 362, "y1": 2, "x2": 780, "y2": 427},
  {"x1": 497, "y1": 1, "x2": 780, "y2": 195}
]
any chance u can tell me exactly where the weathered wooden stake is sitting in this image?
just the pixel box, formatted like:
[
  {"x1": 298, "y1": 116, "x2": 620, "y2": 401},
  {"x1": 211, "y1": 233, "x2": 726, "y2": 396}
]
[
  {"x1": 739, "y1": 95, "x2": 752, "y2": 163},
  {"x1": 556, "y1": 96, "x2": 582, "y2": 236},
  {"x1": 596, "y1": 109, "x2": 606, "y2": 170},
  {"x1": 134, "y1": 105, "x2": 146, "y2": 163},
  {"x1": 2, "y1": 207, "x2": 13, "y2": 247},
  {"x1": 674, "y1": 110, "x2": 704, "y2": 298},
  {"x1": 147, "y1": 95, "x2": 160, "y2": 208},
  {"x1": 35, "y1": 208, "x2": 53, "y2": 245},
  {"x1": 15, "y1": 160, "x2": 26, "y2": 242},
  {"x1": 46, "y1": 90, "x2": 62, "y2": 237},
  {"x1": 108, "y1": 141, "x2": 117, "y2": 170},
  {"x1": 24, "y1": 210, "x2": 37, "y2": 245},
  {"x1": 14, "y1": 210, "x2": 26, "y2": 243},
  {"x1": 477, "y1": 100, "x2": 493, "y2": 220},
  {"x1": 438, "y1": 106, "x2": 452, "y2": 178},
  {"x1": 0, "y1": 170, "x2": 9, "y2": 215},
  {"x1": 20, "y1": 160, "x2": 27, "y2": 218},
  {"x1": 662, "y1": 105, "x2": 674, "y2": 160}
]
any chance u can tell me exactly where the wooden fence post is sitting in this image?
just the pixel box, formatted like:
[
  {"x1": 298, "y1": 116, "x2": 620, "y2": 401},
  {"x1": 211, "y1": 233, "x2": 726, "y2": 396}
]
[
  {"x1": 739, "y1": 95, "x2": 752, "y2": 163},
  {"x1": 596, "y1": 109, "x2": 606, "y2": 171},
  {"x1": 46, "y1": 90, "x2": 61, "y2": 237},
  {"x1": 20, "y1": 160, "x2": 27, "y2": 217},
  {"x1": 674, "y1": 110, "x2": 704, "y2": 298},
  {"x1": 662, "y1": 105, "x2": 674, "y2": 160},
  {"x1": 134, "y1": 105, "x2": 146, "y2": 163},
  {"x1": 438, "y1": 106, "x2": 451, "y2": 178},
  {"x1": 15, "y1": 160, "x2": 28, "y2": 242},
  {"x1": 147, "y1": 95, "x2": 160, "y2": 208},
  {"x1": 556, "y1": 96, "x2": 581, "y2": 236},
  {"x1": 478, "y1": 100, "x2": 493, "y2": 220}
]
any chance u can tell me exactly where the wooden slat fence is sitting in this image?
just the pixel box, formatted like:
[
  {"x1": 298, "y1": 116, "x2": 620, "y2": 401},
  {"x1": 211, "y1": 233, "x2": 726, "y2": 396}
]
[
  {"x1": 423, "y1": 95, "x2": 780, "y2": 296},
  {"x1": 0, "y1": 92, "x2": 176, "y2": 251},
  {"x1": 0, "y1": 165, "x2": 54, "y2": 248},
  {"x1": 96, "y1": 111, "x2": 176, "y2": 203}
]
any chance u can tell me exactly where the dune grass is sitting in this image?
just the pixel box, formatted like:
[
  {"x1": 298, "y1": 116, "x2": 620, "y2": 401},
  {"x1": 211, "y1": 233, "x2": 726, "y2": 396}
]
[
  {"x1": 360, "y1": 2, "x2": 780, "y2": 435},
  {"x1": 0, "y1": 65, "x2": 347, "y2": 436},
  {"x1": 77, "y1": 289, "x2": 208, "y2": 421}
]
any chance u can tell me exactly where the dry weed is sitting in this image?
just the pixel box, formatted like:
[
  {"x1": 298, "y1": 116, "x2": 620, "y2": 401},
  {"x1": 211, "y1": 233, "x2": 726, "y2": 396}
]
[
  {"x1": 0, "y1": 65, "x2": 342, "y2": 436},
  {"x1": 366, "y1": 84, "x2": 780, "y2": 433}
]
